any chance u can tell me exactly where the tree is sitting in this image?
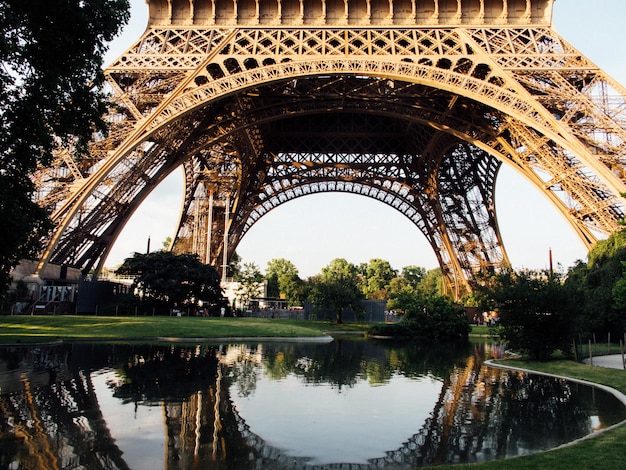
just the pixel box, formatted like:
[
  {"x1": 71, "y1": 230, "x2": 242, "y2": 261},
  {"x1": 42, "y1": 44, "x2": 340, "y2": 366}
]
[
  {"x1": 116, "y1": 251, "x2": 222, "y2": 312},
  {"x1": 612, "y1": 261, "x2": 626, "y2": 311},
  {"x1": 359, "y1": 258, "x2": 398, "y2": 300},
  {"x1": 0, "y1": 0, "x2": 130, "y2": 297},
  {"x1": 401, "y1": 265, "x2": 426, "y2": 288},
  {"x1": 479, "y1": 269, "x2": 579, "y2": 361},
  {"x1": 369, "y1": 290, "x2": 469, "y2": 341},
  {"x1": 417, "y1": 268, "x2": 443, "y2": 295},
  {"x1": 308, "y1": 258, "x2": 364, "y2": 323},
  {"x1": 235, "y1": 262, "x2": 264, "y2": 310},
  {"x1": 566, "y1": 229, "x2": 626, "y2": 338},
  {"x1": 227, "y1": 251, "x2": 242, "y2": 278},
  {"x1": 402, "y1": 293, "x2": 470, "y2": 340},
  {"x1": 385, "y1": 265, "x2": 435, "y2": 313},
  {"x1": 386, "y1": 276, "x2": 417, "y2": 313},
  {"x1": 265, "y1": 258, "x2": 303, "y2": 306}
]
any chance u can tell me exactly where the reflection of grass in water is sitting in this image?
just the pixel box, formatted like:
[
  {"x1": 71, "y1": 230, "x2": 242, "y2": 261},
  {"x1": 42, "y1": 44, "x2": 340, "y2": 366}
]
[
  {"x1": 435, "y1": 358, "x2": 626, "y2": 470},
  {"x1": 0, "y1": 316, "x2": 370, "y2": 343}
]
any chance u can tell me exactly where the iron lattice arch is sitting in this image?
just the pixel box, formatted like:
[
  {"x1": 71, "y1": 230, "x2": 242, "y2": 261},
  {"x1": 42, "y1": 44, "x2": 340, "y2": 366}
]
[{"x1": 32, "y1": 0, "x2": 626, "y2": 299}]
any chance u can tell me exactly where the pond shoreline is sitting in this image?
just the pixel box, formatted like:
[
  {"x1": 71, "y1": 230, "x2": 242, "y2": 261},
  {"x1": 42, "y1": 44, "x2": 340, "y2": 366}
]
[{"x1": 486, "y1": 358, "x2": 626, "y2": 450}]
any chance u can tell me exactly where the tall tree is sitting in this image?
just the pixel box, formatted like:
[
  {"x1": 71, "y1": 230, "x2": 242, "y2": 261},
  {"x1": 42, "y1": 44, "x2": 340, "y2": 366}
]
[
  {"x1": 308, "y1": 258, "x2": 364, "y2": 323},
  {"x1": 566, "y1": 229, "x2": 626, "y2": 338},
  {"x1": 0, "y1": 0, "x2": 130, "y2": 296},
  {"x1": 479, "y1": 269, "x2": 579, "y2": 360},
  {"x1": 360, "y1": 258, "x2": 397, "y2": 300},
  {"x1": 401, "y1": 265, "x2": 426, "y2": 288},
  {"x1": 235, "y1": 262, "x2": 264, "y2": 310},
  {"x1": 116, "y1": 251, "x2": 222, "y2": 311},
  {"x1": 417, "y1": 268, "x2": 443, "y2": 295},
  {"x1": 265, "y1": 258, "x2": 302, "y2": 305}
]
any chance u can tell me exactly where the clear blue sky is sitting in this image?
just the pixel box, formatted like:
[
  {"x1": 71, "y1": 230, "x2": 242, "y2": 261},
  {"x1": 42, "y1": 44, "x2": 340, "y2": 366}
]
[{"x1": 103, "y1": 0, "x2": 626, "y2": 277}]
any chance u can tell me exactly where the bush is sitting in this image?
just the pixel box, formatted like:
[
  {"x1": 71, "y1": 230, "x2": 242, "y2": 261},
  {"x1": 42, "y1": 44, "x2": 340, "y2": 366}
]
[{"x1": 368, "y1": 294, "x2": 470, "y2": 341}]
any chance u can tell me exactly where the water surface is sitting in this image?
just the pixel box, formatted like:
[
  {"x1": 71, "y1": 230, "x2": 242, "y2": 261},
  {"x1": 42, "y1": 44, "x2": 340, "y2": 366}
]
[{"x1": 0, "y1": 339, "x2": 624, "y2": 469}]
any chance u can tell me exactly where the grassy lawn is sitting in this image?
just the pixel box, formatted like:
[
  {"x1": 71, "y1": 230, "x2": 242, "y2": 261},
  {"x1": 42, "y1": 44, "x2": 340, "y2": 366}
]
[{"x1": 0, "y1": 315, "x2": 369, "y2": 343}]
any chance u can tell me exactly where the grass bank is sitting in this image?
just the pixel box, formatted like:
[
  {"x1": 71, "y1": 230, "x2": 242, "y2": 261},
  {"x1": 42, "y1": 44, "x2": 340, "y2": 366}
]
[{"x1": 0, "y1": 315, "x2": 369, "y2": 343}]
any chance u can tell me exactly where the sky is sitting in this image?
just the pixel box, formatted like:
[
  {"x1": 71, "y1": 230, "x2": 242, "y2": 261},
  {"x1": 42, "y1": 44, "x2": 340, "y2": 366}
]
[{"x1": 102, "y1": 0, "x2": 626, "y2": 278}]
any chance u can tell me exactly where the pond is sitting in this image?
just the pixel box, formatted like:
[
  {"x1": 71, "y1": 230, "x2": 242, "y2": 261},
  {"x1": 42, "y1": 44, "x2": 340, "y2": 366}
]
[{"x1": 0, "y1": 338, "x2": 624, "y2": 469}]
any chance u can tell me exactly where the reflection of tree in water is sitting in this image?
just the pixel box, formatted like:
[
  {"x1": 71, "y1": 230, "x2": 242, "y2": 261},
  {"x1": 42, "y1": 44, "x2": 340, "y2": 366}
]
[
  {"x1": 0, "y1": 344, "x2": 130, "y2": 470},
  {"x1": 481, "y1": 372, "x2": 592, "y2": 458},
  {"x1": 224, "y1": 340, "x2": 616, "y2": 467},
  {"x1": 252, "y1": 339, "x2": 474, "y2": 389},
  {"x1": 1, "y1": 341, "x2": 623, "y2": 470},
  {"x1": 107, "y1": 345, "x2": 219, "y2": 403},
  {"x1": 222, "y1": 344, "x2": 263, "y2": 397}
]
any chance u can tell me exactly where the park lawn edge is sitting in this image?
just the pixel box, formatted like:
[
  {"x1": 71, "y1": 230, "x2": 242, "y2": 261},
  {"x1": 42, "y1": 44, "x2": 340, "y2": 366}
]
[{"x1": 0, "y1": 315, "x2": 370, "y2": 344}]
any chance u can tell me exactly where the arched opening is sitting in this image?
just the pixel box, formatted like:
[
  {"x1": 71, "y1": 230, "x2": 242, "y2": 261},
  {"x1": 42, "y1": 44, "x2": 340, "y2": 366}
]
[
  {"x1": 326, "y1": 0, "x2": 347, "y2": 23},
  {"x1": 194, "y1": 0, "x2": 214, "y2": 24},
  {"x1": 207, "y1": 63, "x2": 225, "y2": 80},
  {"x1": 461, "y1": 0, "x2": 483, "y2": 24},
  {"x1": 224, "y1": 58, "x2": 242, "y2": 74},
  {"x1": 348, "y1": 0, "x2": 369, "y2": 24},
  {"x1": 235, "y1": 193, "x2": 440, "y2": 278},
  {"x1": 282, "y1": 0, "x2": 302, "y2": 24},
  {"x1": 392, "y1": 0, "x2": 413, "y2": 24},
  {"x1": 171, "y1": 0, "x2": 191, "y2": 24},
  {"x1": 370, "y1": 0, "x2": 390, "y2": 23},
  {"x1": 148, "y1": 0, "x2": 169, "y2": 25},
  {"x1": 215, "y1": 0, "x2": 236, "y2": 24},
  {"x1": 237, "y1": 0, "x2": 258, "y2": 24},
  {"x1": 439, "y1": 0, "x2": 460, "y2": 24},
  {"x1": 531, "y1": 0, "x2": 552, "y2": 24},
  {"x1": 484, "y1": 0, "x2": 504, "y2": 23},
  {"x1": 304, "y1": 0, "x2": 324, "y2": 24},
  {"x1": 509, "y1": 0, "x2": 529, "y2": 24},
  {"x1": 260, "y1": 0, "x2": 279, "y2": 24},
  {"x1": 415, "y1": 0, "x2": 436, "y2": 23}
]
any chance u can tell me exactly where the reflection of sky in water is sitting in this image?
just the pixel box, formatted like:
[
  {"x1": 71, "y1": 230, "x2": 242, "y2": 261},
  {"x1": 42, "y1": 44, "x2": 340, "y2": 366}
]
[
  {"x1": 91, "y1": 370, "x2": 165, "y2": 470},
  {"x1": 230, "y1": 371, "x2": 443, "y2": 465}
]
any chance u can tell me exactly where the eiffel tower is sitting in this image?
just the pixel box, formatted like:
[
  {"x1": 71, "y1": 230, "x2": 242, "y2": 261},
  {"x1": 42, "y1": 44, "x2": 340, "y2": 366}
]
[{"x1": 30, "y1": 0, "x2": 626, "y2": 299}]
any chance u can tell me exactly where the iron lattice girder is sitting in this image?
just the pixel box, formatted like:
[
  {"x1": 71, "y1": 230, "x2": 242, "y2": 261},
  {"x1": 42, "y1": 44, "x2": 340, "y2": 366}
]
[{"x1": 33, "y1": 16, "x2": 626, "y2": 299}]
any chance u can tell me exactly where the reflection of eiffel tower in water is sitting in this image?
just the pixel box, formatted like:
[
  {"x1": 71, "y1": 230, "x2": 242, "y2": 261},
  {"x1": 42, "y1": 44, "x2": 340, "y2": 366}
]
[
  {"x1": 0, "y1": 343, "x2": 604, "y2": 469},
  {"x1": 30, "y1": 0, "x2": 626, "y2": 299}
]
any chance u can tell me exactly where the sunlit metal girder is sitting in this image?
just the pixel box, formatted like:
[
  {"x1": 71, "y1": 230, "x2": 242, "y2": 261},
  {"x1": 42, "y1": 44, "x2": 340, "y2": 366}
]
[{"x1": 29, "y1": 0, "x2": 626, "y2": 299}]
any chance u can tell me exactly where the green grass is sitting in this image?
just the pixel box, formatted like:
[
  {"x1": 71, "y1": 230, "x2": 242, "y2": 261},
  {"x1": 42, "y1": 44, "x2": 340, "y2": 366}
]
[
  {"x1": 0, "y1": 317, "x2": 499, "y2": 343},
  {"x1": 0, "y1": 315, "x2": 369, "y2": 343},
  {"x1": 470, "y1": 324, "x2": 496, "y2": 336}
]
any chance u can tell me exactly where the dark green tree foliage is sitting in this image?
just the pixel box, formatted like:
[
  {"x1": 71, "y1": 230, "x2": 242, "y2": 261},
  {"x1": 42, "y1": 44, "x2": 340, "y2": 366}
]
[
  {"x1": 402, "y1": 294, "x2": 470, "y2": 340},
  {"x1": 566, "y1": 229, "x2": 626, "y2": 338},
  {"x1": 0, "y1": 0, "x2": 130, "y2": 296},
  {"x1": 370, "y1": 292, "x2": 469, "y2": 341},
  {"x1": 116, "y1": 251, "x2": 222, "y2": 311},
  {"x1": 308, "y1": 258, "x2": 364, "y2": 323},
  {"x1": 401, "y1": 265, "x2": 426, "y2": 288},
  {"x1": 417, "y1": 268, "x2": 443, "y2": 295},
  {"x1": 483, "y1": 269, "x2": 578, "y2": 361},
  {"x1": 386, "y1": 267, "x2": 443, "y2": 313},
  {"x1": 265, "y1": 258, "x2": 303, "y2": 305},
  {"x1": 359, "y1": 258, "x2": 398, "y2": 300}
]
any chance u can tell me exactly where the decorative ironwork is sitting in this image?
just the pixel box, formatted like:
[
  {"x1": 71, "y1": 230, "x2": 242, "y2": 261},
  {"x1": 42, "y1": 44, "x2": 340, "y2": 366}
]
[{"x1": 32, "y1": 0, "x2": 626, "y2": 298}]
